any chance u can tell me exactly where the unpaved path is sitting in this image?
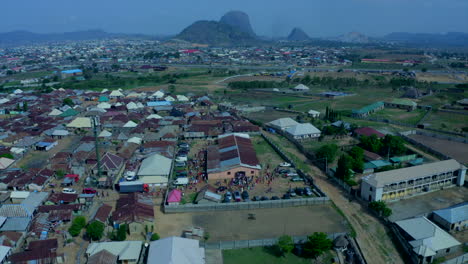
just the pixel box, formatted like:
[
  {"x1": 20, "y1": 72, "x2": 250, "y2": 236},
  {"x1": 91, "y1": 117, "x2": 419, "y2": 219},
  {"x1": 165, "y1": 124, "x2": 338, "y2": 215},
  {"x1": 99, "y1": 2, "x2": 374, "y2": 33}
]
[{"x1": 265, "y1": 132, "x2": 404, "y2": 264}]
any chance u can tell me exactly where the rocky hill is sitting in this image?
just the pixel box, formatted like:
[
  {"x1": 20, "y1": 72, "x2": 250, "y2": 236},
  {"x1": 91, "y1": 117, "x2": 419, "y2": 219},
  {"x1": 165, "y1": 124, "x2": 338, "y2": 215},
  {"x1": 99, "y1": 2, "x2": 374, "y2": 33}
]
[
  {"x1": 287, "y1": 27, "x2": 310, "y2": 41},
  {"x1": 175, "y1": 20, "x2": 257, "y2": 46},
  {"x1": 219, "y1": 10, "x2": 256, "y2": 37}
]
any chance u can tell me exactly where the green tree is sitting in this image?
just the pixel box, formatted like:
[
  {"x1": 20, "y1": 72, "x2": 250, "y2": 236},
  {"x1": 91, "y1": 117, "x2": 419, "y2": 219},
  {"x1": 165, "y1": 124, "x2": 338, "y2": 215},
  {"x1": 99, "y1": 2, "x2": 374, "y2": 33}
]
[
  {"x1": 382, "y1": 135, "x2": 406, "y2": 156},
  {"x1": 86, "y1": 221, "x2": 105, "y2": 241},
  {"x1": 303, "y1": 232, "x2": 332, "y2": 258},
  {"x1": 150, "y1": 233, "x2": 160, "y2": 241},
  {"x1": 369, "y1": 201, "x2": 392, "y2": 218},
  {"x1": 316, "y1": 144, "x2": 339, "y2": 163},
  {"x1": 22, "y1": 101, "x2": 28, "y2": 112},
  {"x1": 69, "y1": 216, "x2": 87, "y2": 237},
  {"x1": 360, "y1": 135, "x2": 382, "y2": 153},
  {"x1": 277, "y1": 235, "x2": 294, "y2": 256},
  {"x1": 0, "y1": 153, "x2": 14, "y2": 159},
  {"x1": 63, "y1": 97, "x2": 74, "y2": 107},
  {"x1": 349, "y1": 146, "x2": 364, "y2": 171},
  {"x1": 421, "y1": 68, "x2": 427, "y2": 72},
  {"x1": 169, "y1": 85, "x2": 176, "y2": 94},
  {"x1": 116, "y1": 224, "x2": 127, "y2": 241},
  {"x1": 336, "y1": 154, "x2": 353, "y2": 180}
]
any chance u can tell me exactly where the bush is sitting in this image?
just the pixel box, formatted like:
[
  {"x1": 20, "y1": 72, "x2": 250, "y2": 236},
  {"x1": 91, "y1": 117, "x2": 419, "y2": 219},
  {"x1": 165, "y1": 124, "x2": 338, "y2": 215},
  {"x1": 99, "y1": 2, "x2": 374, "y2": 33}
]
[
  {"x1": 303, "y1": 232, "x2": 332, "y2": 258},
  {"x1": 68, "y1": 216, "x2": 87, "y2": 237},
  {"x1": 369, "y1": 201, "x2": 392, "y2": 218},
  {"x1": 150, "y1": 233, "x2": 160, "y2": 241},
  {"x1": 277, "y1": 235, "x2": 294, "y2": 256}
]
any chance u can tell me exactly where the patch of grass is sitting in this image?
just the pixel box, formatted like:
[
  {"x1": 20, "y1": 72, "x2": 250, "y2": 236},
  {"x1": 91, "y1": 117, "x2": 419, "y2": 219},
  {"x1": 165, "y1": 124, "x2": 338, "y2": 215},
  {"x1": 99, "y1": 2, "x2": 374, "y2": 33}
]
[
  {"x1": 370, "y1": 108, "x2": 427, "y2": 125},
  {"x1": 223, "y1": 247, "x2": 311, "y2": 264},
  {"x1": 180, "y1": 192, "x2": 197, "y2": 205},
  {"x1": 331, "y1": 202, "x2": 356, "y2": 238}
]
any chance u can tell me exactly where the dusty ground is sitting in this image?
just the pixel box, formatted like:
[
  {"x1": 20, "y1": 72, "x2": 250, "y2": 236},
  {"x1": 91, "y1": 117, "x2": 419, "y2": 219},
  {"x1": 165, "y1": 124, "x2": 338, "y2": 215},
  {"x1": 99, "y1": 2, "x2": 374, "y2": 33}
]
[
  {"x1": 155, "y1": 205, "x2": 349, "y2": 241},
  {"x1": 408, "y1": 134, "x2": 468, "y2": 164},
  {"x1": 388, "y1": 187, "x2": 468, "y2": 222}
]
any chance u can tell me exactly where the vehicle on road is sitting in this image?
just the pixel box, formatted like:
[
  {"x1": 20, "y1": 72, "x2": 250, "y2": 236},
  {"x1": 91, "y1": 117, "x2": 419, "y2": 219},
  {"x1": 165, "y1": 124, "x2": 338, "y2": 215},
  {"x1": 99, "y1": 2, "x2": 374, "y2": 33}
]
[
  {"x1": 260, "y1": 196, "x2": 269, "y2": 201},
  {"x1": 82, "y1": 188, "x2": 97, "y2": 194},
  {"x1": 118, "y1": 181, "x2": 149, "y2": 193},
  {"x1": 295, "y1": 188, "x2": 305, "y2": 196},
  {"x1": 290, "y1": 176, "x2": 304, "y2": 182},
  {"x1": 217, "y1": 186, "x2": 227, "y2": 192},
  {"x1": 279, "y1": 162, "x2": 292, "y2": 167},
  {"x1": 282, "y1": 193, "x2": 291, "y2": 199},
  {"x1": 304, "y1": 187, "x2": 313, "y2": 196},
  {"x1": 271, "y1": 196, "x2": 280, "y2": 200},
  {"x1": 175, "y1": 161, "x2": 186, "y2": 167},
  {"x1": 174, "y1": 177, "x2": 189, "y2": 185},
  {"x1": 225, "y1": 192, "x2": 233, "y2": 202},
  {"x1": 62, "y1": 188, "x2": 76, "y2": 194}
]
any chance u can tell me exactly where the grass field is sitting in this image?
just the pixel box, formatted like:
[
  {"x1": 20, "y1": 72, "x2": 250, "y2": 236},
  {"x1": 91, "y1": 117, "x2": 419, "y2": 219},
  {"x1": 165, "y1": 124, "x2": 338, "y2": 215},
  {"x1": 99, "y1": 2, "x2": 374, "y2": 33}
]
[
  {"x1": 251, "y1": 136, "x2": 285, "y2": 167},
  {"x1": 370, "y1": 108, "x2": 427, "y2": 125},
  {"x1": 424, "y1": 111, "x2": 468, "y2": 132},
  {"x1": 223, "y1": 247, "x2": 319, "y2": 264}
]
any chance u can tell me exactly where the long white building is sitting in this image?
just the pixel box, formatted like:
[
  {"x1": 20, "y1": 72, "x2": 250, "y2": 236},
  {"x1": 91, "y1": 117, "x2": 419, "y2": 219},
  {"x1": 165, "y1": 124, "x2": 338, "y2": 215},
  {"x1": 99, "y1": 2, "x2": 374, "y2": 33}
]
[{"x1": 361, "y1": 159, "x2": 466, "y2": 202}]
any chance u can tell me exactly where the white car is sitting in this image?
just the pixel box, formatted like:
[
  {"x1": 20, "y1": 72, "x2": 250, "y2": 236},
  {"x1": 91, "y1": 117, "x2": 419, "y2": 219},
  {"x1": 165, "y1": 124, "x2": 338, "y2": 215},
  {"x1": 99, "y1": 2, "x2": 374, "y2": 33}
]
[
  {"x1": 62, "y1": 188, "x2": 77, "y2": 194},
  {"x1": 279, "y1": 162, "x2": 292, "y2": 167}
]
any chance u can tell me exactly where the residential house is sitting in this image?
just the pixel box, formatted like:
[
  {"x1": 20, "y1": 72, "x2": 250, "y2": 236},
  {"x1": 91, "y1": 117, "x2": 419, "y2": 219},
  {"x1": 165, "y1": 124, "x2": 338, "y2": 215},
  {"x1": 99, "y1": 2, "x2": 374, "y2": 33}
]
[
  {"x1": 267, "y1": 118, "x2": 299, "y2": 131},
  {"x1": 285, "y1": 123, "x2": 321, "y2": 140},
  {"x1": 147, "y1": 237, "x2": 205, "y2": 264},
  {"x1": 385, "y1": 99, "x2": 417, "y2": 111},
  {"x1": 86, "y1": 241, "x2": 143, "y2": 264},
  {"x1": 432, "y1": 202, "x2": 468, "y2": 232},
  {"x1": 137, "y1": 153, "x2": 172, "y2": 186}
]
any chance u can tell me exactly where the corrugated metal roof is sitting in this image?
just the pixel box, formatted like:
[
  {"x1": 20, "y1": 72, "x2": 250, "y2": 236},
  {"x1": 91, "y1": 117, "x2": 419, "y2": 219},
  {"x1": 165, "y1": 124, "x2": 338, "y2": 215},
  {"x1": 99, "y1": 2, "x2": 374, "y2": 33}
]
[{"x1": 433, "y1": 202, "x2": 468, "y2": 224}]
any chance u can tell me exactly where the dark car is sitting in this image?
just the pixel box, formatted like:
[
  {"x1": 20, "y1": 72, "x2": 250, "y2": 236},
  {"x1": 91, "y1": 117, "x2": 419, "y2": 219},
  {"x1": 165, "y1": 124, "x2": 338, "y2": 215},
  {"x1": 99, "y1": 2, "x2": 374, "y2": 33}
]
[
  {"x1": 290, "y1": 176, "x2": 304, "y2": 182},
  {"x1": 253, "y1": 196, "x2": 260, "y2": 201},
  {"x1": 278, "y1": 169, "x2": 289, "y2": 174},
  {"x1": 295, "y1": 188, "x2": 305, "y2": 196},
  {"x1": 260, "y1": 196, "x2": 269, "y2": 201},
  {"x1": 234, "y1": 191, "x2": 241, "y2": 202},
  {"x1": 288, "y1": 188, "x2": 297, "y2": 197},
  {"x1": 217, "y1": 186, "x2": 227, "y2": 192},
  {"x1": 241, "y1": 191, "x2": 249, "y2": 200},
  {"x1": 271, "y1": 196, "x2": 280, "y2": 200},
  {"x1": 177, "y1": 149, "x2": 189, "y2": 155},
  {"x1": 304, "y1": 187, "x2": 313, "y2": 196},
  {"x1": 282, "y1": 193, "x2": 291, "y2": 199}
]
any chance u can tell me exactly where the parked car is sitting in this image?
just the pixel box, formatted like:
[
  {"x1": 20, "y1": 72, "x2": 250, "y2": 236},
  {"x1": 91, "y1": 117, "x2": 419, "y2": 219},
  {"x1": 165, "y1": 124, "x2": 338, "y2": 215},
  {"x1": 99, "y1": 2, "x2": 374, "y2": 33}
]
[
  {"x1": 62, "y1": 188, "x2": 76, "y2": 194},
  {"x1": 234, "y1": 191, "x2": 241, "y2": 202},
  {"x1": 177, "y1": 149, "x2": 189, "y2": 156},
  {"x1": 217, "y1": 186, "x2": 227, "y2": 192},
  {"x1": 295, "y1": 188, "x2": 305, "y2": 196},
  {"x1": 304, "y1": 187, "x2": 313, "y2": 196},
  {"x1": 271, "y1": 196, "x2": 280, "y2": 200},
  {"x1": 253, "y1": 196, "x2": 260, "y2": 201},
  {"x1": 290, "y1": 176, "x2": 304, "y2": 182},
  {"x1": 126, "y1": 174, "x2": 137, "y2": 181},
  {"x1": 288, "y1": 189, "x2": 297, "y2": 197},
  {"x1": 241, "y1": 191, "x2": 249, "y2": 200},
  {"x1": 175, "y1": 156, "x2": 188, "y2": 162},
  {"x1": 82, "y1": 188, "x2": 97, "y2": 194},
  {"x1": 278, "y1": 169, "x2": 289, "y2": 174},
  {"x1": 286, "y1": 172, "x2": 299, "y2": 177},
  {"x1": 282, "y1": 193, "x2": 291, "y2": 199},
  {"x1": 178, "y1": 142, "x2": 190, "y2": 149},
  {"x1": 260, "y1": 196, "x2": 269, "y2": 201},
  {"x1": 279, "y1": 162, "x2": 292, "y2": 167},
  {"x1": 175, "y1": 161, "x2": 186, "y2": 167},
  {"x1": 224, "y1": 192, "x2": 232, "y2": 202}
]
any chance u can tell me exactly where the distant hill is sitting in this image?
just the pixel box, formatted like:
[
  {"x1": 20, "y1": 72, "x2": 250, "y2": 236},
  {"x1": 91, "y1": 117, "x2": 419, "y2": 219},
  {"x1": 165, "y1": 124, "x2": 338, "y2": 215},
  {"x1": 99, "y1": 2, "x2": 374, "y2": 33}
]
[
  {"x1": 0, "y1": 30, "x2": 163, "y2": 46},
  {"x1": 335, "y1": 32, "x2": 370, "y2": 43},
  {"x1": 175, "y1": 20, "x2": 257, "y2": 46},
  {"x1": 287, "y1": 27, "x2": 310, "y2": 41},
  {"x1": 219, "y1": 10, "x2": 256, "y2": 37},
  {"x1": 384, "y1": 32, "x2": 468, "y2": 47}
]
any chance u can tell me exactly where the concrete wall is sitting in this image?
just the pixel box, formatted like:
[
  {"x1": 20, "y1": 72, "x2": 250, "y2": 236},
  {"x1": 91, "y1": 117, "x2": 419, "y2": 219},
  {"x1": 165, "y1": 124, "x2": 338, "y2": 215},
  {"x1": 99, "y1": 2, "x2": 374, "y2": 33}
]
[
  {"x1": 208, "y1": 166, "x2": 260, "y2": 181},
  {"x1": 164, "y1": 197, "x2": 330, "y2": 213}
]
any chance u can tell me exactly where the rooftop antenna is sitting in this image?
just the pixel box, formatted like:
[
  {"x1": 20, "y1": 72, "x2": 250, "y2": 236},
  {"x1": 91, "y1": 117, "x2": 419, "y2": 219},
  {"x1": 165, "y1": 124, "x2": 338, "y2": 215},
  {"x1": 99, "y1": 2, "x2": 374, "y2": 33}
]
[{"x1": 92, "y1": 116, "x2": 102, "y2": 184}]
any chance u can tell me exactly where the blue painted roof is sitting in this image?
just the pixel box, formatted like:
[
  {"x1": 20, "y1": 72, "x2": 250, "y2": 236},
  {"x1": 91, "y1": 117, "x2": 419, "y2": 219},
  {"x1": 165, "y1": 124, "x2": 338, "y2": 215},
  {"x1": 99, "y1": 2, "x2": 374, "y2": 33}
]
[
  {"x1": 37, "y1": 142, "x2": 53, "y2": 147},
  {"x1": 433, "y1": 202, "x2": 468, "y2": 224},
  {"x1": 61, "y1": 69, "x2": 82, "y2": 74},
  {"x1": 147, "y1": 101, "x2": 171, "y2": 107}
]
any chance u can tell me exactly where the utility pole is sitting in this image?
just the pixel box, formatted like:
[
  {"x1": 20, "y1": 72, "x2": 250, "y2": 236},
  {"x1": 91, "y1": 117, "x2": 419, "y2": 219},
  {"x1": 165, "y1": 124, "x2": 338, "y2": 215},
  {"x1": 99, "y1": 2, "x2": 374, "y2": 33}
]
[{"x1": 92, "y1": 116, "x2": 102, "y2": 185}]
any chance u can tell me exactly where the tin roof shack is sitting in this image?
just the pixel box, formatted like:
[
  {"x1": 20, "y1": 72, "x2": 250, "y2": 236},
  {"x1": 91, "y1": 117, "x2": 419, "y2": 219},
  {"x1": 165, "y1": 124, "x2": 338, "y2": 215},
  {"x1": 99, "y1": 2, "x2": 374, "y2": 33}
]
[
  {"x1": 9, "y1": 238, "x2": 60, "y2": 264},
  {"x1": 194, "y1": 185, "x2": 222, "y2": 204},
  {"x1": 112, "y1": 193, "x2": 154, "y2": 235},
  {"x1": 35, "y1": 139, "x2": 58, "y2": 151},
  {"x1": 207, "y1": 133, "x2": 261, "y2": 181},
  {"x1": 93, "y1": 204, "x2": 112, "y2": 225},
  {"x1": 86, "y1": 241, "x2": 143, "y2": 264}
]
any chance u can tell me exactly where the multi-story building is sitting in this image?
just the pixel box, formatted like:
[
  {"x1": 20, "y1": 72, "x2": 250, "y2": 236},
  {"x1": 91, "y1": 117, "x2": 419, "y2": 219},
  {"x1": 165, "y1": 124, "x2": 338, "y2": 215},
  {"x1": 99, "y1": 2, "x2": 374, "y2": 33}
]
[{"x1": 361, "y1": 159, "x2": 466, "y2": 202}]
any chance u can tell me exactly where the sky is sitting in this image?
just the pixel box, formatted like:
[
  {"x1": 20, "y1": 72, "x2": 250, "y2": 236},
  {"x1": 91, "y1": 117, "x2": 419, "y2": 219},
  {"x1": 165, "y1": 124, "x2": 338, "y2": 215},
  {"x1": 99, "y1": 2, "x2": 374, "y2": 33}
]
[{"x1": 2, "y1": 0, "x2": 467, "y2": 37}]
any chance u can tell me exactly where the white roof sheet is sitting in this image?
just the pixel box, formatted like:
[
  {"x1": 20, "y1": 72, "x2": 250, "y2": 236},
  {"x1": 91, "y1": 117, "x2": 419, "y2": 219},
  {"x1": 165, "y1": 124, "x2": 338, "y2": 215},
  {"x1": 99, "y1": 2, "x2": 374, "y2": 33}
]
[
  {"x1": 286, "y1": 123, "x2": 321, "y2": 136},
  {"x1": 0, "y1": 158, "x2": 15, "y2": 170},
  {"x1": 363, "y1": 159, "x2": 464, "y2": 188},
  {"x1": 138, "y1": 154, "x2": 172, "y2": 177},
  {"x1": 396, "y1": 217, "x2": 460, "y2": 257},
  {"x1": 0, "y1": 245, "x2": 11, "y2": 262},
  {"x1": 268, "y1": 118, "x2": 299, "y2": 129},
  {"x1": 48, "y1": 109, "x2": 63, "y2": 116},
  {"x1": 123, "y1": 121, "x2": 138, "y2": 128},
  {"x1": 67, "y1": 117, "x2": 92, "y2": 128},
  {"x1": 148, "y1": 237, "x2": 204, "y2": 264},
  {"x1": 87, "y1": 241, "x2": 143, "y2": 261}
]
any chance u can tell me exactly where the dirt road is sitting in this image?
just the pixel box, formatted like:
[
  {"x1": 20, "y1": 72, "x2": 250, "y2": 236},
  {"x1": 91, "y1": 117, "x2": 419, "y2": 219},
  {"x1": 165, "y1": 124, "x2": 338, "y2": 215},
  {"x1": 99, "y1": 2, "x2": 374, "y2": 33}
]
[{"x1": 265, "y1": 132, "x2": 405, "y2": 264}]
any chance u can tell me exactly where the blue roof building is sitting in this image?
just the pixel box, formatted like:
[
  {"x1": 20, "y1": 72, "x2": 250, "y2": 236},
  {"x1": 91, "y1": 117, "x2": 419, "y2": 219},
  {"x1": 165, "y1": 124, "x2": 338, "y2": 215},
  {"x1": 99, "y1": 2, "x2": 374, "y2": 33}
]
[
  {"x1": 61, "y1": 69, "x2": 82, "y2": 74},
  {"x1": 147, "y1": 101, "x2": 171, "y2": 107},
  {"x1": 433, "y1": 202, "x2": 468, "y2": 232}
]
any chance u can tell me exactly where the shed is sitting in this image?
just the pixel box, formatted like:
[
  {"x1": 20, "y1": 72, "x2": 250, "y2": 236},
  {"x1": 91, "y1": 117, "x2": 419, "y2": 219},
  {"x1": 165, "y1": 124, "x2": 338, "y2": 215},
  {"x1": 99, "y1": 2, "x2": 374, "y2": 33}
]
[{"x1": 167, "y1": 189, "x2": 182, "y2": 205}]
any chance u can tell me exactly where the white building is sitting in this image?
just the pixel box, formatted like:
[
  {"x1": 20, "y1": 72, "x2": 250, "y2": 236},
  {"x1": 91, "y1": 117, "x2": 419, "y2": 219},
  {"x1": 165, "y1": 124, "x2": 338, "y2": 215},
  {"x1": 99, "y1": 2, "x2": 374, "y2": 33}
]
[
  {"x1": 86, "y1": 241, "x2": 143, "y2": 264},
  {"x1": 137, "y1": 153, "x2": 173, "y2": 186},
  {"x1": 307, "y1": 110, "x2": 320, "y2": 118},
  {"x1": 361, "y1": 159, "x2": 466, "y2": 202},
  {"x1": 285, "y1": 123, "x2": 321, "y2": 140},
  {"x1": 147, "y1": 237, "x2": 205, "y2": 264},
  {"x1": 267, "y1": 118, "x2": 299, "y2": 131}
]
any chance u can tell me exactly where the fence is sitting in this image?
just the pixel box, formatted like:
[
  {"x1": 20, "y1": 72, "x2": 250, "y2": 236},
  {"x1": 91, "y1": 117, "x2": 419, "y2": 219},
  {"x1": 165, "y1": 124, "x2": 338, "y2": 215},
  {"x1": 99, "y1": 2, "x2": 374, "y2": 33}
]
[
  {"x1": 164, "y1": 197, "x2": 330, "y2": 213},
  {"x1": 200, "y1": 232, "x2": 346, "y2": 250},
  {"x1": 442, "y1": 253, "x2": 468, "y2": 264}
]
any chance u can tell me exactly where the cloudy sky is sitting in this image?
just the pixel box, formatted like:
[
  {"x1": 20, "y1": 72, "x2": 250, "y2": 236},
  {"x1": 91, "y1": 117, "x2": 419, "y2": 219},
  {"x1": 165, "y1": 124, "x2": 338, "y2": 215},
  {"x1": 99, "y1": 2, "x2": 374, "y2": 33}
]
[{"x1": 2, "y1": 0, "x2": 467, "y2": 37}]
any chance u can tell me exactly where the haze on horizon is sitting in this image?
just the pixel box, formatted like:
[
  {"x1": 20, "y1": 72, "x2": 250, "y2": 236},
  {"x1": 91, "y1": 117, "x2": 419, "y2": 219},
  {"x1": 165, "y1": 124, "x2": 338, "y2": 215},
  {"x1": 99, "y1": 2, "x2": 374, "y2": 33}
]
[{"x1": 2, "y1": 0, "x2": 468, "y2": 38}]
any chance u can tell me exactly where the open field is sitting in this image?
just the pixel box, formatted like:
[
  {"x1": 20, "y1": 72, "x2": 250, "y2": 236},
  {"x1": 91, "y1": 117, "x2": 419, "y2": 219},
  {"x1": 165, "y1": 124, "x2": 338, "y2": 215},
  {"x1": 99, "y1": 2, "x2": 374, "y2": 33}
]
[
  {"x1": 370, "y1": 108, "x2": 427, "y2": 125},
  {"x1": 407, "y1": 134, "x2": 468, "y2": 164},
  {"x1": 417, "y1": 92, "x2": 468, "y2": 109},
  {"x1": 416, "y1": 72, "x2": 468, "y2": 83},
  {"x1": 388, "y1": 187, "x2": 468, "y2": 222},
  {"x1": 423, "y1": 111, "x2": 468, "y2": 133},
  {"x1": 223, "y1": 247, "x2": 337, "y2": 264},
  {"x1": 246, "y1": 110, "x2": 299, "y2": 124},
  {"x1": 155, "y1": 205, "x2": 349, "y2": 241}
]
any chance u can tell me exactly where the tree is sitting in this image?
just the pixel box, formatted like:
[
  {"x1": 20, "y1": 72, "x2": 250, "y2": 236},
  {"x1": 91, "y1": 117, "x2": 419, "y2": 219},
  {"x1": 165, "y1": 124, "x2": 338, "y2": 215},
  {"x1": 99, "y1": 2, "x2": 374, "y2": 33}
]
[
  {"x1": 168, "y1": 85, "x2": 176, "y2": 94},
  {"x1": 69, "y1": 216, "x2": 87, "y2": 237},
  {"x1": 87, "y1": 221, "x2": 105, "y2": 241},
  {"x1": 316, "y1": 144, "x2": 339, "y2": 163},
  {"x1": 303, "y1": 232, "x2": 332, "y2": 258},
  {"x1": 349, "y1": 146, "x2": 364, "y2": 171},
  {"x1": 63, "y1": 97, "x2": 74, "y2": 107},
  {"x1": 382, "y1": 135, "x2": 406, "y2": 156},
  {"x1": 277, "y1": 235, "x2": 294, "y2": 256},
  {"x1": 22, "y1": 101, "x2": 28, "y2": 112},
  {"x1": 115, "y1": 224, "x2": 127, "y2": 241},
  {"x1": 150, "y1": 233, "x2": 160, "y2": 241},
  {"x1": 360, "y1": 135, "x2": 382, "y2": 153},
  {"x1": 421, "y1": 68, "x2": 428, "y2": 72},
  {"x1": 336, "y1": 154, "x2": 353, "y2": 180},
  {"x1": 369, "y1": 201, "x2": 392, "y2": 218}
]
